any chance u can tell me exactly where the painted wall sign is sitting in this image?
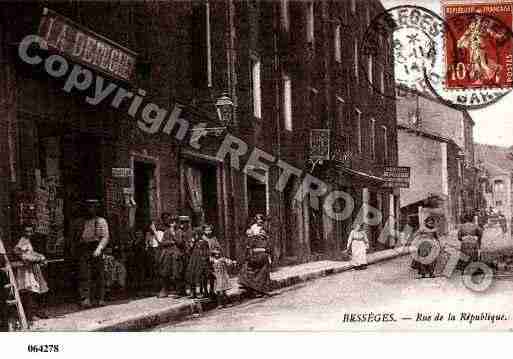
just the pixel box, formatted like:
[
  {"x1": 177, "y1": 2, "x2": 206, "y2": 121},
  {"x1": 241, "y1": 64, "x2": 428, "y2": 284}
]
[
  {"x1": 38, "y1": 8, "x2": 137, "y2": 81},
  {"x1": 382, "y1": 166, "x2": 411, "y2": 188},
  {"x1": 112, "y1": 168, "x2": 133, "y2": 178}
]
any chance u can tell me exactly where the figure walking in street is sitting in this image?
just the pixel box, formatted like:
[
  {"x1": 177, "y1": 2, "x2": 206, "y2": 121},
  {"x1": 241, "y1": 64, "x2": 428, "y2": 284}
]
[
  {"x1": 156, "y1": 213, "x2": 177, "y2": 298},
  {"x1": 239, "y1": 214, "x2": 272, "y2": 297},
  {"x1": 13, "y1": 223, "x2": 49, "y2": 324},
  {"x1": 457, "y1": 213, "x2": 483, "y2": 272},
  {"x1": 346, "y1": 222, "x2": 369, "y2": 270},
  {"x1": 73, "y1": 199, "x2": 110, "y2": 308},
  {"x1": 411, "y1": 216, "x2": 440, "y2": 278}
]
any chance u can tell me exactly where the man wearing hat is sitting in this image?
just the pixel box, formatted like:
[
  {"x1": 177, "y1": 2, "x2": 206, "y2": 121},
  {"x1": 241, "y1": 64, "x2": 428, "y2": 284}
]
[{"x1": 73, "y1": 199, "x2": 110, "y2": 307}]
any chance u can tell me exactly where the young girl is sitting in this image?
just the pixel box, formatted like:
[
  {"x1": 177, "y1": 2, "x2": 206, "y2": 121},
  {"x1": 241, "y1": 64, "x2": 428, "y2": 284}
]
[
  {"x1": 14, "y1": 224, "x2": 49, "y2": 324},
  {"x1": 186, "y1": 228, "x2": 210, "y2": 298},
  {"x1": 210, "y1": 249, "x2": 236, "y2": 308}
]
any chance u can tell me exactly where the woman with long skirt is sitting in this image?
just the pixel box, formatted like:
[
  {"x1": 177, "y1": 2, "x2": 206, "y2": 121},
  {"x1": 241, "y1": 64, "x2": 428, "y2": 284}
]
[
  {"x1": 411, "y1": 216, "x2": 440, "y2": 278},
  {"x1": 239, "y1": 214, "x2": 271, "y2": 297},
  {"x1": 347, "y1": 223, "x2": 369, "y2": 270}
]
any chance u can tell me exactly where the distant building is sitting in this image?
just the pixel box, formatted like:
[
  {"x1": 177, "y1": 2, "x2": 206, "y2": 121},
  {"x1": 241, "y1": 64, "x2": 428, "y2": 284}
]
[
  {"x1": 396, "y1": 86, "x2": 476, "y2": 233},
  {"x1": 475, "y1": 144, "x2": 513, "y2": 236}
]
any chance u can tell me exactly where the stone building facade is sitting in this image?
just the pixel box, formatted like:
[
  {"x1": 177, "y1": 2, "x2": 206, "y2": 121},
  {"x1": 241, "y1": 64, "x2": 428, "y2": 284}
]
[
  {"x1": 396, "y1": 85, "x2": 476, "y2": 232},
  {"x1": 0, "y1": 0, "x2": 398, "y2": 298}
]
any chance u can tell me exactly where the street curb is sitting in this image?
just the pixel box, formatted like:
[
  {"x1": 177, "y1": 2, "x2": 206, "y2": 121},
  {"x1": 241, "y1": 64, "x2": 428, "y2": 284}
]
[{"x1": 91, "y1": 247, "x2": 410, "y2": 331}]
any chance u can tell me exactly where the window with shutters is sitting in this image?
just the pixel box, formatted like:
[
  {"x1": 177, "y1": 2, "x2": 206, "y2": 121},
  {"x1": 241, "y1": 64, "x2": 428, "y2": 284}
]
[
  {"x1": 283, "y1": 75, "x2": 293, "y2": 131},
  {"x1": 281, "y1": 0, "x2": 290, "y2": 32},
  {"x1": 370, "y1": 118, "x2": 376, "y2": 160},
  {"x1": 307, "y1": 2, "x2": 314, "y2": 44},
  {"x1": 252, "y1": 59, "x2": 262, "y2": 119},
  {"x1": 354, "y1": 39, "x2": 359, "y2": 83},
  {"x1": 355, "y1": 108, "x2": 362, "y2": 154},
  {"x1": 334, "y1": 25, "x2": 341, "y2": 63}
]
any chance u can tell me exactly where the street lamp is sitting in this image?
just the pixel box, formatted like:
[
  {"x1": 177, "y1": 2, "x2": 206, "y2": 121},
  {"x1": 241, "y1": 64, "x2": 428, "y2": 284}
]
[{"x1": 215, "y1": 93, "x2": 234, "y2": 126}]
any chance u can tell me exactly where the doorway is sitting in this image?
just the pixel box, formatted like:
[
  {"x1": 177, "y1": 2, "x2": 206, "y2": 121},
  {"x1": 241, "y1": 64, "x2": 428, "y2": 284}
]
[
  {"x1": 182, "y1": 160, "x2": 219, "y2": 230},
  {"x1": 134, "y1": 161, "x2": 156, "y2": 229},
  {"x1": 247, "y1": 176, "x2": 267, "y2": 221}
]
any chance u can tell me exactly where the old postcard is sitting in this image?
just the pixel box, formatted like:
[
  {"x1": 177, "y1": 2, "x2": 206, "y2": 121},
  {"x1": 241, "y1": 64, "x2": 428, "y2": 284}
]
[{"x1": 1, "y1": 0, "x2": 513, "y2": 341}]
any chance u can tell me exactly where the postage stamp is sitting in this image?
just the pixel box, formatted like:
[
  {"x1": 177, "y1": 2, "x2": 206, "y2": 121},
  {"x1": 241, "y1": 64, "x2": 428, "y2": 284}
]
[{"x1": 444, "y1": 1, "x2": 513, "y2": 90}]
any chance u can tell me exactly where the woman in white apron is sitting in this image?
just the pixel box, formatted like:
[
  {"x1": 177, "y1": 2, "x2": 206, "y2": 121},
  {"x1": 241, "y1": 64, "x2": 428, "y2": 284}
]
[{"x1": 347, "y1": 223, "x2": 369, "y2": 270}]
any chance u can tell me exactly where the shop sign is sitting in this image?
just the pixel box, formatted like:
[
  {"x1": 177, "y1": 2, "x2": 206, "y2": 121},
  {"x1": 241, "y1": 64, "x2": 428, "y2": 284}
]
[
  {"x1": 382, "y1": 166, "x2": 411, "y2": 188},
  {"x1": 309, "y1": 129, "x2": 331, "y2": 161},
  {"x1": 112, "y1": 168, "x2": 133, "y2": 178},
  {"x1": 38, "y1": 8, "x2": 137, "y2": 81}
]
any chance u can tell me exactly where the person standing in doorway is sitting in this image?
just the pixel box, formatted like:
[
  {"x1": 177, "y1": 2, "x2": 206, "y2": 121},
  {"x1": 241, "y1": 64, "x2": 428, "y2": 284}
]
[
  {"x1": 346, "y1": 222, "x2": 369, "y2": 270},
  {"x1": 74, "y1": 199, "x2": 110, "y2": 308}
]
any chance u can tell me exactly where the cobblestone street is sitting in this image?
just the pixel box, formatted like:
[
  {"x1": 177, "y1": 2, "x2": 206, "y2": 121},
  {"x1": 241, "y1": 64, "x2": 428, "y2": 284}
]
[{"x1": 155, "y1": 227, "x2": 513, "y2": 331}]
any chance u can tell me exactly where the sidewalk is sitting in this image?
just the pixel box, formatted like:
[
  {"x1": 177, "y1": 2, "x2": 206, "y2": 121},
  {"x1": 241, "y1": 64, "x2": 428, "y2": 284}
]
[{"x1": 31, "y1": 246, "x2": 409, "y2": 331}]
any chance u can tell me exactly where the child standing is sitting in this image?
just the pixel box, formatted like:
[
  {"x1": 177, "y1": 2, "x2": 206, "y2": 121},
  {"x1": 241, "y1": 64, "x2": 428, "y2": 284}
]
[
  {"x1": 210, "y1": 249, "x2": 236, "y2": 308},
  {"x1": 186, "y1": 228, "x2": 210, "y2": 298},
  {"x1": 14, "y1": 224, "x2": 48, "y2": 324}
]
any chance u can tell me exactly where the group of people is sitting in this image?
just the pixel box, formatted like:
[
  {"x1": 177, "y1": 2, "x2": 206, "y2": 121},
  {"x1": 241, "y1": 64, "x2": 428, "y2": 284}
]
[
  {"x1": 344, "y1": 213, "x2": 485, "y2": 279},
  {"x1": 146, "y1": 213, "x2": 237, "y2": 307},
  {"x1": 410, "y1": 213, "x2": 483, "y2": 278},
  {"x1": 1, "y1": 196, "x2": 275, "y2": 328}
]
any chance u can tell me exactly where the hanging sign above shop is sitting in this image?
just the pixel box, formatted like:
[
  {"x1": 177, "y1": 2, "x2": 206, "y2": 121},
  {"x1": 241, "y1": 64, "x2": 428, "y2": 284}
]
[
  {"x1": 309, "y1": 129, "x2": 331, "y2": 161},
  {"x1": 38, "y1": 8, "x2": 137, "y2": 81},
  {"x1": 381, "y1": 166, "x2": 411, "y2": 188}
]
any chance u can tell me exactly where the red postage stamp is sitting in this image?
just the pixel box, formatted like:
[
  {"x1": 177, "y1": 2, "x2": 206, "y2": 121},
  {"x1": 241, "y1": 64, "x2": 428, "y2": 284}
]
[{"x1": 443, "y1": 1, "x2": 513, "y2": 89}]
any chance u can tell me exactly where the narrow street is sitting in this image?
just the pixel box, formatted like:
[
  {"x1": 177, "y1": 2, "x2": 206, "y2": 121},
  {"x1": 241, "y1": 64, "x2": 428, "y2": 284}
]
[{"x1": 156, "y1": 227, "x2": 513, "y2": 331}]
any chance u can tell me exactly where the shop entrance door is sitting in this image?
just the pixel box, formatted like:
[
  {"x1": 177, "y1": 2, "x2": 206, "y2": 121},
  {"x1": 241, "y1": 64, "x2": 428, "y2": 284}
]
[
  {"x1": 247, "y1": 176, "x2": 267, "y2": 221},
  {"x1": 183, "y1": 161, "x2": 219, "y2": 230},
  {"x1": 134, "y1": 161, "x2": 156, "y2": 229}
]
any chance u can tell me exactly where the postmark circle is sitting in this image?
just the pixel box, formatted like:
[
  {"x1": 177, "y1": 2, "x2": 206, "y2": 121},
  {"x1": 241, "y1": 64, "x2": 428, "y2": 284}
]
[{"x1": 361, "y1": 5, "x2": 457, "y2": 99}]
